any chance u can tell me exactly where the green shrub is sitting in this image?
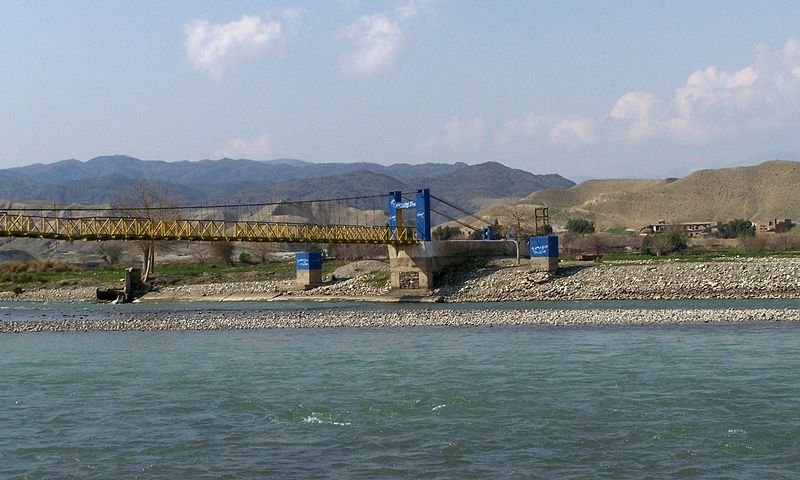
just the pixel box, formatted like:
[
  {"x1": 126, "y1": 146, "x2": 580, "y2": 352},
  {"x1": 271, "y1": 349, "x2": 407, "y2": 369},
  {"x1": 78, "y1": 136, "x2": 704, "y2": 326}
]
[
  {"x1": 716, "y1": 219, "x2": 756, "y2": 238},
  {"x1": 566, "y1": 218, "x2": 595, "y2": 234}
]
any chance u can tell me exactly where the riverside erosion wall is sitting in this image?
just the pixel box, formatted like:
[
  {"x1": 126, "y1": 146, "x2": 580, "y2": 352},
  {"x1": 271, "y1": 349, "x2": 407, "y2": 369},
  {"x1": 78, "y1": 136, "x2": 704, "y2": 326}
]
[{"x1": 387, "y1": 240, "x2": 514, "y2": 291}]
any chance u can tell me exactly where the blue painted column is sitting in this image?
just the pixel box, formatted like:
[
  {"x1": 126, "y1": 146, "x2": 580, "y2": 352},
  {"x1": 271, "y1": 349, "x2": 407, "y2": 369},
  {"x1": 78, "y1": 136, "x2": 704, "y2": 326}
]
[
  {"x1": 529, "y1": 235, "x2": 559, "y2": 271},
  {"x1": 296, "y1": 251, "x2": 323, "y2": 287},
  {"x1": 415, "y1": 188, "x2": 431, "y2": 241}
]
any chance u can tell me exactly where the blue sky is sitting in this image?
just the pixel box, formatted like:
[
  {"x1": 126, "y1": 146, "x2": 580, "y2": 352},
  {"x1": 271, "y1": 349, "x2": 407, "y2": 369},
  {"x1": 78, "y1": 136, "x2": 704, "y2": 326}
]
[{"x1": 2, "y1": 1, "x2": 800, "y2": 180}]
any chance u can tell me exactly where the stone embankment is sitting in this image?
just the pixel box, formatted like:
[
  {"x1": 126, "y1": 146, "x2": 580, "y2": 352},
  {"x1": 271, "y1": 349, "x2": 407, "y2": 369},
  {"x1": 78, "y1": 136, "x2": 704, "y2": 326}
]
[
  {"x1": 435, "y1": 257, "x2": 800, "y2": 302},
  {"x1": 2, "y1": 308, "x2": 799, "y2": 333}
]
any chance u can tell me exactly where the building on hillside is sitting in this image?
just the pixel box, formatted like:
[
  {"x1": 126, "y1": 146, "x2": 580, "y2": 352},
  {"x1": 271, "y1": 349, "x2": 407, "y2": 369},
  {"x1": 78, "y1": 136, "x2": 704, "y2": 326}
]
[
  {"x1": 754, "y1": 218, "x2": 795, "y2": 233},
  {"x1": 639, "y1": 220, "x2": 716, "y2": 238}
]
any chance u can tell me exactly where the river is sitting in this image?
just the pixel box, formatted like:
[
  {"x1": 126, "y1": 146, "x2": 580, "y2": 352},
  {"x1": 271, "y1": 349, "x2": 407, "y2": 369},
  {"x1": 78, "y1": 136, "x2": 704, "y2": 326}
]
[{"x1": 1, "y1": 301, "x2": 799, "y2": 478}]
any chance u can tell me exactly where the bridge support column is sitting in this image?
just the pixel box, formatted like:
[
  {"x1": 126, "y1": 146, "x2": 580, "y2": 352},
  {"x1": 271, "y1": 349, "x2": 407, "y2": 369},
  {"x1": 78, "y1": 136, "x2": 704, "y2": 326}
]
[
  {"x1": 530, "y1": 236, "x2": 559, "y2": 272},
  {"x1": 388, "y1": 240, "x2": 514, "y2": 291},
  {"x1": 388, "y1": 243, "x2": 436, "y2": 290},
  {"x1": 296, "y1": 252, "x2": 323, "y2": 289}
]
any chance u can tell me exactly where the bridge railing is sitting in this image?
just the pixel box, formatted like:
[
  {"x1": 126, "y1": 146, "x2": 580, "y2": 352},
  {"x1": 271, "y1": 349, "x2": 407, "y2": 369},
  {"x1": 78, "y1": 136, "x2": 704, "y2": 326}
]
[{"x1": 0, "y1": 213, "x2": 417, "y2": 245}]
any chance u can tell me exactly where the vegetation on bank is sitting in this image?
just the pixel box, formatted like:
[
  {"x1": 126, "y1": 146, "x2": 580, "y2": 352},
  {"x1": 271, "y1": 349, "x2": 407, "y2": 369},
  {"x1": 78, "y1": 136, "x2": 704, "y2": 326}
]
[
  {"x1": 565, "y1": 218, "x2": 596, "y2": 234},
  {"x1": 0, "y1": 260, "x2": 346, "y2": 293},
  {"x1": 358, "y1": 271, "x2": 390, "y2": 288},
  {"x1": 598, "y1": 250, "x2": 800, "y2": 263}
]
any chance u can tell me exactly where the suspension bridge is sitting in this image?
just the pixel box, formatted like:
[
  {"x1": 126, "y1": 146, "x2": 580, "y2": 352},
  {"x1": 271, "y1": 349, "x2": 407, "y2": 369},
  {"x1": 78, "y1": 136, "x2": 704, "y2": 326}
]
[
  {"x1": 0, "y1": 188, "x2": 554, "y2": 290},
  {"x1": 0, "y1": 189, "x2": 501, "y2": 246}
]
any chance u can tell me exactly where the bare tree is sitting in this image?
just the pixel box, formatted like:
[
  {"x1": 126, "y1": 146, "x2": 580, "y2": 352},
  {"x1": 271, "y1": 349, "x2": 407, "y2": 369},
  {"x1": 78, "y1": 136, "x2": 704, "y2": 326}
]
[
  {"x1": 114, "y1": 181, "x2": 181, "y2": 282},
  {"x1": 194, "y1": 246, "x2": 210, "y2": 265},
  {"x1": 499, "y1": 201, "x2": 534, "y2": 265},
  {"x1": 248, "y1": 242, "x2": 276, "y2": 264},
  {"x1": 97, "y1": 242, "x2": 125, "y2": 266},
  {"x1": 210, "y1": 242, "x2": 236, "y2": 266},
  {"x1": 588, "y1": 234, "x2": 607, "y2": 255},
  {"x1": 559, "y1": 231, "x2": 578, "y2": 254}
]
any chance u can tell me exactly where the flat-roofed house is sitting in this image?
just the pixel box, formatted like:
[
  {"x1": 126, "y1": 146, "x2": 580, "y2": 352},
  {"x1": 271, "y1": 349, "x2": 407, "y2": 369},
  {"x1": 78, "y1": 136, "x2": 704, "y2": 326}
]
[
  {"x1": 639, "y1": 221, "x2": 715, "y2": 237},
  {"x1": 755, "y1": 218, "x2": 795, "y2": 233}
]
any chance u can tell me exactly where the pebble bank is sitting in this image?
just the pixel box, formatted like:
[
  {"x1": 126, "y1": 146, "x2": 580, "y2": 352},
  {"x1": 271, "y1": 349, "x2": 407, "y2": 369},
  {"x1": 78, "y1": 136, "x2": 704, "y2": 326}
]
[{"x1": 2, "y1": 308, "x2": 799, "y2": 333}]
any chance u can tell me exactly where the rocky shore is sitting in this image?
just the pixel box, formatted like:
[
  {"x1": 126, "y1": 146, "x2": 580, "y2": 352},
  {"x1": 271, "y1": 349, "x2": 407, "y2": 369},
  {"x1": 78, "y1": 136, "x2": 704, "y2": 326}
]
[
  {"x1": 0, "y1": 286, "x2": 97, "y2": 303},
  {"x1": 434, "y1": 257, "x2": 800, "y2": 302},
  {"x1": 2, "y1": 307, "x2": 799, "y2": 333},
  {"x1": 0, "y1": 257, "x2": 798, "y2": 304}
]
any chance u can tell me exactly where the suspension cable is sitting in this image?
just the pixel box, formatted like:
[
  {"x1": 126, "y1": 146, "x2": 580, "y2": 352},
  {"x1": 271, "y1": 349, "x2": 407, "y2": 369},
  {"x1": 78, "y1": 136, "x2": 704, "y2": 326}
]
[
  {"x1": 430, "y1": 207, "x2": 478, "y2": 231},
  {"x1": 0, "y1": 193, "x2": 388, "y2": 213},
  {"x1": 430, "y1": 194, "x2": 486, "y2": 225}
]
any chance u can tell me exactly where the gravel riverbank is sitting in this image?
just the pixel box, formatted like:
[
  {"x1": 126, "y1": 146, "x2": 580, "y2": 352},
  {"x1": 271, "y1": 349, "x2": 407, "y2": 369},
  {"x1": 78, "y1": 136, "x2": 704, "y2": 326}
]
[
  {"x1": 435, "y1": 257, "x2": 800, "y2": 302},
  {"x1": 2, "y1": 308, "x2": 799, "y2": 332},
  {"x1": 0, "y1": 257, "x2": 797, "y2": 303}
]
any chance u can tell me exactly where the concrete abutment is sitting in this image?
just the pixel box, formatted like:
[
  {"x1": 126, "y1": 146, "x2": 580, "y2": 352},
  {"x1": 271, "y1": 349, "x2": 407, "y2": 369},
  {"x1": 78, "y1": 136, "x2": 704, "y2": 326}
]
[{"x1": 388, "y1": 240, "x2": 515, "y2": 292}]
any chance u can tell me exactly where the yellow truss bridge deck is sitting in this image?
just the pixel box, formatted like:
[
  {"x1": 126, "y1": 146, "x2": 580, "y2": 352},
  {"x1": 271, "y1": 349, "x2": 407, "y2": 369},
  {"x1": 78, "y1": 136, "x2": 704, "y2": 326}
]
[{"x1": 0, "y1": 213, "x2": 417, "y2": 245}]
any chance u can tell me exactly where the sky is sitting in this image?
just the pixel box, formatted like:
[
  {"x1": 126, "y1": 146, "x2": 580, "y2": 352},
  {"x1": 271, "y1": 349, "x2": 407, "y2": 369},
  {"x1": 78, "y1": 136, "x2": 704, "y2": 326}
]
[{"x1": 3, "y1": 1, "x2": 800, "y2": 180}]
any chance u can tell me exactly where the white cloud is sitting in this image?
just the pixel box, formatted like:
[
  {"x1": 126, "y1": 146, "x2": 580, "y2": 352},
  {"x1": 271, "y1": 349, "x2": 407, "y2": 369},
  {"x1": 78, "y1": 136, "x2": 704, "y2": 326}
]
[
  {"x1": 338, "y1": 14, "x2": 405, "y2": 77},
  {"x1": 604, "y1": 37, "x2": 800, "y2": 144},
  {"x1": 412, "y1": 37, "x2": 800, "y2": 178},
  {"x1": 420, "y1": 116, "x2": 485, "y2": 150},
  {"x1": 549, "y1": 118, "x2": 597, "y2": 145},
  {"x1": 608, "y1": 92, "x2": 664, "y2": 141},
  {"x1": 215, "y1": 133, "x2": 272, "y2": 159},
  {"x1": 337, "y1": 1, "x2": 429, "y2": 77},
  {"x1": 497, "y1": 113, "x2": 599, "y2": 146},
  {"x1": 610, "y1": 91, "x2": 660, "y2": 121},
  {"x1": 185, "y1": 12, "x2": 299, "y2": 78},
  {"x1": 672, "y1": 65, "x2": 760, "y2": 118}
]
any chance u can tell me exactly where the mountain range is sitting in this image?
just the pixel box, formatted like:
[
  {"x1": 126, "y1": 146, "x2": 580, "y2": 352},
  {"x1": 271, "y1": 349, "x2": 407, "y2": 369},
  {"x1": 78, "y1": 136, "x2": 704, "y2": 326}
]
[{"x1": 0, "y1": 156, "x2": 575, "y2": 211}]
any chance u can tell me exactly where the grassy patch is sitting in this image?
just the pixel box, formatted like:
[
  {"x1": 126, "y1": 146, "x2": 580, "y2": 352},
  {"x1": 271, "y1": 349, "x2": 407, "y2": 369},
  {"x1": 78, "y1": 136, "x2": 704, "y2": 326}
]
[
  {"x1": 0, "y1": 261, "x2": 124, "y2": 291},
  {"x1": 359, "y1": 271, "x2": 390, "y2": 287},
  {"x1": 0, "y1": 259, "x2": 349, "y2": 292}
]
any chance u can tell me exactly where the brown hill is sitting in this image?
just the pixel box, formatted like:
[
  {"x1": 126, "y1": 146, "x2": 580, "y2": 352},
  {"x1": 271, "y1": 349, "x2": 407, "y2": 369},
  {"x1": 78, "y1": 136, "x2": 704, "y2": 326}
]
[{"x1": 515, "y1": 160, "x2": 800, "y2": 230}]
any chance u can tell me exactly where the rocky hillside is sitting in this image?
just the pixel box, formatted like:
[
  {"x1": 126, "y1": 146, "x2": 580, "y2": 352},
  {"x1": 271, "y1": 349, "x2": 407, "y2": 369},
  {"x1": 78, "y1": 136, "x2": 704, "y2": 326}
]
[{"x1": 517, "y1": 160, "x2": 800, "y2": 230}]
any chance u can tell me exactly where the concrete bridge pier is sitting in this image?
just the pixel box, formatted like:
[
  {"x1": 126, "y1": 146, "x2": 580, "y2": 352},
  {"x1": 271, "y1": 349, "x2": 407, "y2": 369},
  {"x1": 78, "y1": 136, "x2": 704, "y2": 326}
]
[
  {"x1": 295, "y1": 252, "x2": 323, "y2": 289},
  {"x1": 529, "y1": 235, "x2": 559, "y2": 272},
  {"x1": 388, "y1": 240, "x2": 514, "y2": 291}
]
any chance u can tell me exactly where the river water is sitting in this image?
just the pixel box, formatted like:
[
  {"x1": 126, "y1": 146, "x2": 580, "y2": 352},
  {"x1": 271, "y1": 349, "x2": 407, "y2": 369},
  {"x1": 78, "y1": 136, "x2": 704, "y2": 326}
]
[{"x1": 1, "y1": 302, "x2": 799, "y2": 478}]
